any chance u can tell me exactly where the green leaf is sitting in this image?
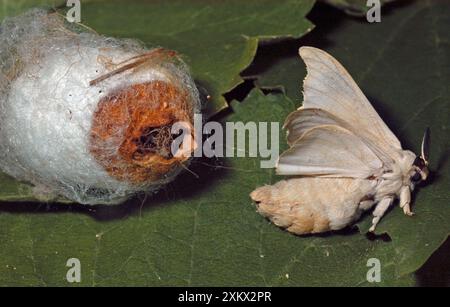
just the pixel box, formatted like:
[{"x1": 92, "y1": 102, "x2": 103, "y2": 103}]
[
  {"x1": 319, "y1": 0, "x2": 397, "y2": 16},
  {"x1": 0, "y1": 0, "x2": 315, "y2": 202},
  {"x1": 0, "y1": 0, "x2": 447, "y2": 287},
  {"x1": 245, "y1": 0, "x2": 450, "y2": 284},
  {"x1": 0, "y1": 1, "x2": 60, "y2": 19},
  {"x1": 0, "y1": 88, "x2": 417, "y2": 286},
  {"x1": 79, "y1": 0, "x2": 315, "y2": 115},
  {"x1": 0, "y1": 0, "x2": 67, "y2": 21}
]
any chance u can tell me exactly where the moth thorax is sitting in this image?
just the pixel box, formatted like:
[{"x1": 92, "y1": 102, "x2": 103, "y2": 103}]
[{"x1": 89, "y1": 80, "x2": 196, "y2": 184}]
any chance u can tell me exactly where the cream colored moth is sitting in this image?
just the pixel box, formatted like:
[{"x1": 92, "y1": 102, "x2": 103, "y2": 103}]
[{"x1": 250, "y1": 47, "x2": 430, "y2": 235}]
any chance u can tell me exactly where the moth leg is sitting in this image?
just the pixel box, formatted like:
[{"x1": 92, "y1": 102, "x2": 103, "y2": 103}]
[
  {"x1": 399, "y1": 186, "x2": 414, "y2": 216},
  {"x1": 359, "y1": 199, "x2": 375, "y2": 211},
  {"x1": 369, "y1": 197, "x2": 393, "y2": 232}
]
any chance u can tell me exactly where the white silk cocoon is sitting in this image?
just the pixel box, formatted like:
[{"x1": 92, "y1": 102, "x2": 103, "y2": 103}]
[{"x1": 0, "y1": 9, "x2": 201, "y2": 204}]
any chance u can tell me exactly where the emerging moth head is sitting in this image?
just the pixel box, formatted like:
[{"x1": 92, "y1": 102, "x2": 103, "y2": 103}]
[{"x1": 410, "y1": 128, "x2": 430, "y2": 183}]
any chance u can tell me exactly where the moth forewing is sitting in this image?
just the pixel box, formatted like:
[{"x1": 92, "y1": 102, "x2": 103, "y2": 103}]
[
  {"x1": 283, "y1": 108, "x2": 344, "y2": 146},
  {"x1": 299, "y1": 47, "x2": 402, "y2": 161},
  {"x1": 276, "y1": 125, "x2": 383, "y2": 178}
]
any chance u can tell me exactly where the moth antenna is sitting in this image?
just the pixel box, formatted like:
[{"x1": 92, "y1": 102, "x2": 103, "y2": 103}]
[
  {"x1": 115, "y1": 48, "x2": 177, "y2": 66},
  {"x1": 89, "y1": 48, "x2": 178, "y2": 86},
  {"x1": 89, "y1": 57, "x2": 149, "y2": 86},
  {"x1": 421, "y1": 127, "x2": 430, "y2": 165}
]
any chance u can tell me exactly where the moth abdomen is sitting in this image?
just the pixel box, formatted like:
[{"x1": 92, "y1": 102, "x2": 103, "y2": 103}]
[
  {"x1": 250, "y1": 177, "x2": 375, "y2": 235},
  {"x1": 251, "y1": 182, "x2": 331, "y2": 234}
]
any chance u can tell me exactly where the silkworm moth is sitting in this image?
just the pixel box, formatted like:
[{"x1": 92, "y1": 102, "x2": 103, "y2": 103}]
[
  {"x1": 250, "y1": 47, "x2": 430, "y2": 234},
  {"x1": 0, "y1": 9, "x2": 200, "y2": 204}
]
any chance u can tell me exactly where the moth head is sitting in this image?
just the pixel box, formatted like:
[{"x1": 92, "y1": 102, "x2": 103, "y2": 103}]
[{"x1": 410, "y1": 128, "x2": 430, "y2": 183}]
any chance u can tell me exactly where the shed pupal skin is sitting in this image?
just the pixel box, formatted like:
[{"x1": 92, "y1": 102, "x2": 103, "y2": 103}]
[
  {"x1": 0, "y1": 33, "x2": 200, "y2": 204},
  {"x1": 90, "y1": 79, "x2": 196, "y2": 184}
]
